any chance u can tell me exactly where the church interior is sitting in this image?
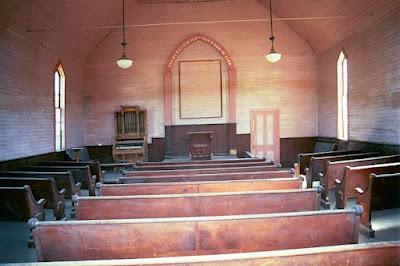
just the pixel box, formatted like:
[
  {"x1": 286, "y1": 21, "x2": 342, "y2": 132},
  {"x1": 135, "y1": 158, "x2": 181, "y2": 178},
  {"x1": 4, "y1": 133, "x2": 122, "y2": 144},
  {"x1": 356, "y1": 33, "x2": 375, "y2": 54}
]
[{"x1": 0, "y1": 0, "x2": 399, "y2": 264}]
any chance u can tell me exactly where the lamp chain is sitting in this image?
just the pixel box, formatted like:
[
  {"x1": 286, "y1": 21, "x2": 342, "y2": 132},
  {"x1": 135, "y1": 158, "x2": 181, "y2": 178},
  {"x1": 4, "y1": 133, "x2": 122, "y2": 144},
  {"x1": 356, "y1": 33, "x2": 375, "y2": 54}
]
[
  {"x1": 121, "y1": 0, "x2": 127, "y2": 57},
  {"x1": 269, "y1": 0, "x2": 277, "y2": 51}
]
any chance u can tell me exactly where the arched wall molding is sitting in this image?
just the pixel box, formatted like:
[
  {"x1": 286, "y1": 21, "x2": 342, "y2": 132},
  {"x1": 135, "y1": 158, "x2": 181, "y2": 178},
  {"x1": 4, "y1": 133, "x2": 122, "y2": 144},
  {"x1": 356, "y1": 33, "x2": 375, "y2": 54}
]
[{"x1": 163, "y1": 33, "x2": 237, "y2": 126}]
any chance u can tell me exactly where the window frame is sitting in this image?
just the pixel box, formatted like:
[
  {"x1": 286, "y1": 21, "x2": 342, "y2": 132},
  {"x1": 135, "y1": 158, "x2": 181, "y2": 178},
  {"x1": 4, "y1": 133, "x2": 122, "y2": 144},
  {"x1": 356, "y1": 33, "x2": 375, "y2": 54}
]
[
  {"x1": 337, "y1": 51, "x2": 348, "y2": 141},
  {"x1": 54, "y1": 62, "x2": 65, "y2": 151}
]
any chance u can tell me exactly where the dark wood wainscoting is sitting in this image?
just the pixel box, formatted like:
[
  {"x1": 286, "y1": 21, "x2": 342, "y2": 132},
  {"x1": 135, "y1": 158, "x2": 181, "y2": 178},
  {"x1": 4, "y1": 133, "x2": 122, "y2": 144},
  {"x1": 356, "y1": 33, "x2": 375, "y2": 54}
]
[
  {"x1": 0, "y1": 151, "x2": 67, "y2": 171},
  {"x1": 148, "y1": 138, "x2": 165, "y2": 162},
  {"x1": 318, "y1": 137, "x2": 400, "y2": 156},
  {"x1": 280, "y1": 137, "x2": 318, "y2": 167},
  {"x1": 165, "y1": 123, "x2": 237, "y2": 157}
]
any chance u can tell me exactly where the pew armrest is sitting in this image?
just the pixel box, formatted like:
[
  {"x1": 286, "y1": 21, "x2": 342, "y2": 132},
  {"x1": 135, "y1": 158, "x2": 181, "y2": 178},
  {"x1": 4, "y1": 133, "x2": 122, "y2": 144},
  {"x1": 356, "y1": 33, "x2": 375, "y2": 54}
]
[{"x1": 355, "y1": 187, "x2": 364, "y2": 194}]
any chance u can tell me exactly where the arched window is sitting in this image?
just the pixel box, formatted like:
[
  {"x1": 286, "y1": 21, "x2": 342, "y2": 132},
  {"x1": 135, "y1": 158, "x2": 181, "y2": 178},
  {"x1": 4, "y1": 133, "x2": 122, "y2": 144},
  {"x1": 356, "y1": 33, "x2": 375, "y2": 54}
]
[
  {"x1": 54, "y1": 63, "x2": 65, "y2": 151},
  {"x1": 337, "y1": 51, "x2": 348, "y2": 140}
]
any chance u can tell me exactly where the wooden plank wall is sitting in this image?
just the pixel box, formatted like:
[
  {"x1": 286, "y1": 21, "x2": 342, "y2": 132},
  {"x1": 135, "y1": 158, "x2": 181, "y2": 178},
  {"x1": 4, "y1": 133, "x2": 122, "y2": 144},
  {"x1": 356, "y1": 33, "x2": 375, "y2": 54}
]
[
  {"x1": 0, "y1": 16, "x2": 85, "y2": 161},
  {"x1": 317, "y1": 8, "x2": 400, "y2": 145},
  {"x1": 83, "y1": 1, "x2": 318, "y2": 146}
]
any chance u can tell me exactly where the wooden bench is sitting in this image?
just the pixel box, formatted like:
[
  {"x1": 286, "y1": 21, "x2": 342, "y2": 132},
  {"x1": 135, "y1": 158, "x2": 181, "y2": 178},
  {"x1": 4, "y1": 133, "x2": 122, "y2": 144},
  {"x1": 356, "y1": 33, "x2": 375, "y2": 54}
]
[
  {"x1": 97, "y1": 177, "x2": 302, "y2": 196},
  {"x1": 354, "y1": 173, "x2": 400, "y2": 239},
  {"x1": 0, "y1": 186, "x2": 45, "y2": 221},
  {"x1": 21, "y1": 165, "x2": 96, "y2": 196},
  {"x1": 304, "y1": 152, "x2": 378, "y2": 188},
  {"x1": 0, "y1": 171, "x2": 81, "y2": 199},
  {"x1": 74, "y1": 188, "x2": 321, "y2": 220},
  {"x1": 136, "y1": 157, "x2": 266, "y2": 166},
  {"x1": 335, "y1": 162, "x2": 400, "y2": 237},
  {"x1": 134, "y1": 161, "x2": 275, "y2": 171},
  {"x1": 23, "y1": 241, "x2": 400, "y2": 265},
  {"x1": 295, "y1": 150, "x2": 362, "y2": 176},
  {"x1": 124, "y1": 165, "x2": 283, "y2": 177},
  {"x1": 0, "y1": 177, "x2": 65, "y2": 220},
  {"x1": 38, "y1": 160, "x2": 104, "y2": 183},
  {"x1": 319, "y1": 154, "x2": 400, "y2": 208},
  {"x1": 29, "y1": 208, "x2": 361, "y2": 261},
  {"x1": 119, "y1": 170, "x2": 293, "y2": 184}
]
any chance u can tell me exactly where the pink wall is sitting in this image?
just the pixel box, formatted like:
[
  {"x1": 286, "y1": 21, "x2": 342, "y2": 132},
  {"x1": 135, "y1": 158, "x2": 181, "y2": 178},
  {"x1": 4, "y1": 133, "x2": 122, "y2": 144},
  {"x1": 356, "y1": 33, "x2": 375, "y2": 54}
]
[
  {"x1": 0, "y1": 26, "x2": 85, "y2": 161},
  {"x1": 317, "y1": 9, "x2": 400, "y2": 144},
  {"x1": 84, "y1": 1, "x2": 318, "y2": 145}
]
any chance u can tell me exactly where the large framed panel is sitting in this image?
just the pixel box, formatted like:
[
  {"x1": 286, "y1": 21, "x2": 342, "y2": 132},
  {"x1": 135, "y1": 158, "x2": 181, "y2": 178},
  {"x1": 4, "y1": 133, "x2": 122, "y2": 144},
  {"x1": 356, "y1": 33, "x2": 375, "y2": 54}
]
[{"x1": 179, "y1": 60, "x2": 222, "y2": 119}]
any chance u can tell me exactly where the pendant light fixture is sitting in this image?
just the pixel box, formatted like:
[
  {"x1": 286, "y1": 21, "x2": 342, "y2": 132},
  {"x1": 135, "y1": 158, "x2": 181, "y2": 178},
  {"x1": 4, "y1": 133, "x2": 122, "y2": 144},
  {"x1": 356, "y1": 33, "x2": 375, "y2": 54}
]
[
  {"x1": 265, "y1": 0, "x2": 282, "y2": 63},
  {"x1": 117, "y1": 0, "x2": 133, "y2": 69}
]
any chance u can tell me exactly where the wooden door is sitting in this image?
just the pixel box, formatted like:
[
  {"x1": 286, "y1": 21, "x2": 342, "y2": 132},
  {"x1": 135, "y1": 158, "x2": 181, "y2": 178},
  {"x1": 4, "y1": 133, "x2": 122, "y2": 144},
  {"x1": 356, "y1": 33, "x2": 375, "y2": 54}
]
[{"x1": 250, "y1": 109, "x2": 280, "y2": 164}]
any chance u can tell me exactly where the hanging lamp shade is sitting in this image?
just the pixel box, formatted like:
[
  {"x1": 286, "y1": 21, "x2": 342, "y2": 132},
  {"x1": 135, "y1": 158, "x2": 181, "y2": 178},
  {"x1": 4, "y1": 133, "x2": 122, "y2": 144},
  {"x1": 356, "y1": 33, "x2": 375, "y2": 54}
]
[
  {"x1": 117, "y1": 56, "x2": 133, "y2": 69},
  {"x1": 266, "y1": 49, "x2": 282, "y2": 63}
]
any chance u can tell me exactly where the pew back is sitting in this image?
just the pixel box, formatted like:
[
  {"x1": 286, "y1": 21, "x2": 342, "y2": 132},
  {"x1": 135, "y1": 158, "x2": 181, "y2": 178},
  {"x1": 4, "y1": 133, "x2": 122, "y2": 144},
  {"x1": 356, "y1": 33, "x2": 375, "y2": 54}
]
[
  {"x1": 322, "y1": 154, "x2": 400, "y2": 190},
  {"x1": 21, "y1": 166, "x2": 95, "y2": 196},
  {"x1": 0, "y1": 171, "x2": 80, "y2": 198},
  {"x1": 134, "y1": 161, "x2": 274, "y2": 171},
  {"x1": 21, "y1": 241, "x2": 400, "y2": 266},
  {"x1": 125, "y1": 165, "x2": 281, "y2": 177},
  {"x1": 137, "y1": 157, "x2": 266, "y2": 166},
  {"x1": 119, "y1": 170, "x2": 292, "y2": 183},
  {"x1": 296, "y1": 150, "x2": 362, "y2": 176},
  {"x1": 38, "y1": 161, "x2": 103, "y2": 183},
  {"x1": 75, "y1": 188, "x2": 320, "y2": 220},
  {"x1": 98, "y1": 177, "x2": 302, "y2": 196},
  {"x1": 30, "y1": 209, "x2": 360, "y2": 261},
  {"x1": 305, "y1": 152, "x2": 378, "y2": 187}
]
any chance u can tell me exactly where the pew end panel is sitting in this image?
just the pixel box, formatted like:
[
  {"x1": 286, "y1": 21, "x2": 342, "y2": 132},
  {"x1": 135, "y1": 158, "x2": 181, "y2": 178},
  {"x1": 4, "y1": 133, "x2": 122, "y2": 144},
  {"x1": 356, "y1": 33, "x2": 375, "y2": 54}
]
[
  {"x1": 0, "y1": 177, "x2": 66, "y2": 220},
  {"x1": 354, "y1": 173, "x2": 400, "y2": 238},
  {"x1": 0, "y1": 185, "x2": 46, "y2": 221}
]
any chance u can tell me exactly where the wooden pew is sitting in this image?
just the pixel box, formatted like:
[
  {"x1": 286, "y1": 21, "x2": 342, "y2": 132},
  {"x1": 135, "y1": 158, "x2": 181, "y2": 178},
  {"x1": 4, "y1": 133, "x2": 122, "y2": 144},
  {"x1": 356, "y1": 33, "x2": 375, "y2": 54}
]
[
  {"x1": 134, "y1": 161, "x2": 275, "y2": 171},
  {"x1": 21, "y1": 165, "x2": 96, "y2": 196},
  {"x1": 136, "y1": 157, "x2": 266, "y2": 166},
  {"x1": 319, "y1": 154, "x2": 400, "y2": 208},
  {"x1": 336, "y1": 162, "x2": 400, "y2": 237},
  {"x1": 38, "y1": 160, "x2": 104, "y2": 183},
  {"x1": 304, "y1": 152, "x2": 378, "y2": 188},
  {"x1": 29, "y1": 208, "x2": 361, "y2": 261},
  {"x1": 119, "y1": 170, "x2": 293, "y2": 184},
  {"x1": 295, "y1": 150, "x2": 362, "y2": 176},
  {"x1": 98, "y1": 177, "x2": 302, "y2": 196},
  {"x1": 101, "y1": 158, "x2": 268, "y2": 170},
  {"x1": 0, "y1": 177, "x2": 65, "y2": 220},
  {"x1": 124, "y1": 165, "x2": 284, "y2": 177},
  {"x1": 22, "y1": 241, "x2": 400, "y2": 266},
  {"x1": 74, "y1": 188, "x2": 321, "y2": 220},
  {"x1": 354, "y1": 173, "x2": 400, "y2": 239},
  {"x1": 0, "y1": 171, "x2": 81, "y2": 198},
  {"x1": 0, "y1": 186, "x2": 45, "y2": 221}
]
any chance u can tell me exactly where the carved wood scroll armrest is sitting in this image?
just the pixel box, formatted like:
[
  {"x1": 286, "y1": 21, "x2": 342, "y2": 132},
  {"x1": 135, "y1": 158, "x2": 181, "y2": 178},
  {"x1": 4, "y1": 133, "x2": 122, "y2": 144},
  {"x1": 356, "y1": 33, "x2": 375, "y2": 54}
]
[
  {"x1": 37, "y1": 198, "x2": 46, "y2": 207},
  {"x1": 354, "y1": 187, "x2": 364, "y2": 194}
]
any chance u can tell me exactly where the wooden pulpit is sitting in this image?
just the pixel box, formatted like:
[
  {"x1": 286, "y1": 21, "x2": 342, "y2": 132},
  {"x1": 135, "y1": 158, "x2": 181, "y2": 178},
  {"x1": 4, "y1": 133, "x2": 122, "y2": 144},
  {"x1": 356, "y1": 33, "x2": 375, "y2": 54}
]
[{"x1": 187, "y1": 131, "x2": 213, "y2": 160}]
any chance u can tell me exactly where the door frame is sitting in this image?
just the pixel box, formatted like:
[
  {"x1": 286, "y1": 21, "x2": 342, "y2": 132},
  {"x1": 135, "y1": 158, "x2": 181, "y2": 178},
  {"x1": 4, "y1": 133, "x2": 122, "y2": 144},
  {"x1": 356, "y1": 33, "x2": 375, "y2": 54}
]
[{"x1": 250, "y1": 108, "x2": 280, "y2": 164}]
